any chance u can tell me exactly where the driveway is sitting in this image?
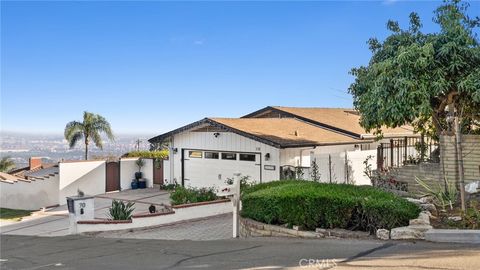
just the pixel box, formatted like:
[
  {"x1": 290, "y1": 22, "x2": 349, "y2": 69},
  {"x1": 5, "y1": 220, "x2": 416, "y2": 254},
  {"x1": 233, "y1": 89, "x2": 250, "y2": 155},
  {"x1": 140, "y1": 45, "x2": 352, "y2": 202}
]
[
  {"x1": 91, "y1": 213, "x2": 233, "y2": 240},
  {"x1": 0, "y1": 188, "x2": 171, "y2": 237},
  {"x1": 1, "y1": 235, "x2": 479, "y2": 270}
]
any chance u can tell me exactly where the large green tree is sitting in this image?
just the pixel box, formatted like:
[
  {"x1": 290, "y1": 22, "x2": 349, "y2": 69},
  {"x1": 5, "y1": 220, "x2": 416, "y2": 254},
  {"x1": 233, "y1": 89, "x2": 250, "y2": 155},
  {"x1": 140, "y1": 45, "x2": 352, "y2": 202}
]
[
  {"x1": 350, "y1": 0, "x2": 479, "y2": 211},
  {"x1": 349, "y1": 0, "x2": 480, "y2": 138},
  {"x1": 64, "y1": 111, "x2": 115, "y2": 160},
  {"x1": 0, "y1": 156, "x2": 16, "y2": 173}
]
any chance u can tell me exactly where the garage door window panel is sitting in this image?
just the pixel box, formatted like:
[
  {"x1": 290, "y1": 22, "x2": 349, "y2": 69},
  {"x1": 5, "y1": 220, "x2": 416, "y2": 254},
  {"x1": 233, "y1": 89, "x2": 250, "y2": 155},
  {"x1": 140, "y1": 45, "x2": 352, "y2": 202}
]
[
  {"x1": 205, "y1": 152, "x2": 219, "y2": 159},
  {"x1": 189, "y1": 151, "x2": 203, "y2": 158},
  {"x1": 221, "y1": 153, "x2": 237, "y2": 160},
  {"x1": 239, "y1": 154, "x2": 256, "y2": 162}
]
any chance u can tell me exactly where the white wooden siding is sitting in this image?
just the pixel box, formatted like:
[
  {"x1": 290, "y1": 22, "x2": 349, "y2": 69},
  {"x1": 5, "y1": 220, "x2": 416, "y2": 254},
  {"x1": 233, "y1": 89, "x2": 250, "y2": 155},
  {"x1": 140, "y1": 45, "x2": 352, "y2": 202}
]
[{"x1": 169, "y1": 131, "x2": 280, "y2": 185}]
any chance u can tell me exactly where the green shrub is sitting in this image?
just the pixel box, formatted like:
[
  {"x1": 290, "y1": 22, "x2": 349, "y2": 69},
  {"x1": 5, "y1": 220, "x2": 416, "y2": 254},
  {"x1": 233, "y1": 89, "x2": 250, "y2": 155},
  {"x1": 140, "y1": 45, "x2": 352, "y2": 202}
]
[
  {"x1": 241, "y1": 181, "x2": 420, "y2": 233},
  {"x1": 124, "y1": 150, "x2": 169, "y2": 160},
  {"x1": 108, "y1": 200, "x2": 135, "y2": 220},
  {"x1": 242, "y1": 179, "x2": 294, "y2": 195},
  {"x1": 170, "y1": 186, "x2": 218, "y2": 205},
  {"x1": 162, "y1": 183, "x2": 177, "y2": 191}
]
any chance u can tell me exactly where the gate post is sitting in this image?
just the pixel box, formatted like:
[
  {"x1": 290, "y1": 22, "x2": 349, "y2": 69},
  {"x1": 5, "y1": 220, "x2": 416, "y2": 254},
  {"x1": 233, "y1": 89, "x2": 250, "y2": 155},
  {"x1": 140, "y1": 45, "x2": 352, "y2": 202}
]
[
  {"x1": 377, "y1": 144, "x2": 383, "y2": 170},
  {"x1": 390, "y1": 139, "x2": 394, "y2": 168}
]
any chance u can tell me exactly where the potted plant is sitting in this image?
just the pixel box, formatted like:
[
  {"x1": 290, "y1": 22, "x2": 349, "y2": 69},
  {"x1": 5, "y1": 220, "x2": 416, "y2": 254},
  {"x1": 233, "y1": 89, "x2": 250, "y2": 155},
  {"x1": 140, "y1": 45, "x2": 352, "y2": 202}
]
[
  {"x1": 131, "y1": 178, "x2": 139, "y2": 189},
  {"x1": 138, "y1": 178, "x2": 147, "y2": 189},
  {"x1": 136, "y1": 158, "x2": 148, "y2": 189},
  {"x1": 135, "y1": 158, "x2": 145, "y2": 180}
]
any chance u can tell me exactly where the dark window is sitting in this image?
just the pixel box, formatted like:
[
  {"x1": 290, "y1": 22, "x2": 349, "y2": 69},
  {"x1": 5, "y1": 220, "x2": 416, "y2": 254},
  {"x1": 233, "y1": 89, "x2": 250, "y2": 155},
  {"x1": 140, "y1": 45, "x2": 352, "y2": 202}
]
[
  {"x1": 221, "y1": 153, "x2": 237, "y2": 160},
  {"x1": 188, "y1": 151, "x2": 202, "y2": 158},
  {"x1": 205, "y1": 152, "x2": 219, "y2": 159},
  {"x1": 239, "y1": 153, "x2": 256, "y2": 162}
]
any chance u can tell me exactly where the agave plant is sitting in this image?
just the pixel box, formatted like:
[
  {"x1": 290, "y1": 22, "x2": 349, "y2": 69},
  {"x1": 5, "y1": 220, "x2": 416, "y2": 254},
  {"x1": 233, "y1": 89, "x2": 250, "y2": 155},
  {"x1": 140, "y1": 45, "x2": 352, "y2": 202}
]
[
  {"x1": 108, "y1": 200, "x2": 135, "y2": 220},
  {"x1": 415, "y1": 177, "x2": 458, "y2": 211}
]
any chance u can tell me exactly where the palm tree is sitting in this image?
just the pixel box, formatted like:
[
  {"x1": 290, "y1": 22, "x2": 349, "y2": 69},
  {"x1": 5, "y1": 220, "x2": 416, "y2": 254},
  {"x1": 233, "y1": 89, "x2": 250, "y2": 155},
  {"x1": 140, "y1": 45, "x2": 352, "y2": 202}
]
[
  {"x1": 0, "y1": 156, "x2": 15, "y2": 173},
  {"x1": 64, "y1": 111, "x2": 115, "y2": 160}
]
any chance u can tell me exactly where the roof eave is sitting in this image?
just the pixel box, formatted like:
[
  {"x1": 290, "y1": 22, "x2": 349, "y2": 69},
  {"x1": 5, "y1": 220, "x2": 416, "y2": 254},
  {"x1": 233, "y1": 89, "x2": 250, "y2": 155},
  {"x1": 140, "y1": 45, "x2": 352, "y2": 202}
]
[
  {"x1": 280, "y1": 140, "x2": 372, "y2": 149},
  {"x1": 360, "y1": 133, "x2": 420, "y2": 139}
]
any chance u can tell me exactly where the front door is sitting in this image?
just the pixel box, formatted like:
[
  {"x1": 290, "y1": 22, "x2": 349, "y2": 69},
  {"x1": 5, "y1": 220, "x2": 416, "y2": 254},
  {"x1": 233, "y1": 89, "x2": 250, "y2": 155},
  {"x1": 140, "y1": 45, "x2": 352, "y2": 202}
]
[
  {"x1": 153, "y1": 159, "x2": 164, "y2": 185},
  {"x1": 106, "y1": 161, "x2": 120, "y2": 192}
]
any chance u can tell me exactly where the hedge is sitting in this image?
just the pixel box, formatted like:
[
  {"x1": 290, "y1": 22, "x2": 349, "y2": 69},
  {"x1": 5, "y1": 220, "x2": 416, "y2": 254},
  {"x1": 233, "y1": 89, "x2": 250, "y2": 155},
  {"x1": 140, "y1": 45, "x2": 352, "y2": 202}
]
[
  {"x1": 170, "y1": 186, "x2": 218, "y2": 206},
  {"x1": 124, "y1": 150, "x2": 169, "y2": 160},
  {"x1": 241, "y1": 180, "x2": 420, "y2": 233}
]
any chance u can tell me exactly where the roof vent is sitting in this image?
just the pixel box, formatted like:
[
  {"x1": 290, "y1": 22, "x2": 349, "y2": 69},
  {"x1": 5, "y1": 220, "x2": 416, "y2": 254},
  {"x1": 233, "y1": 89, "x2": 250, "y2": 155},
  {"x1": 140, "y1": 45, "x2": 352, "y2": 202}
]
[{"x1": 294, "y1": 130, "x2": 300, "y2": 137}]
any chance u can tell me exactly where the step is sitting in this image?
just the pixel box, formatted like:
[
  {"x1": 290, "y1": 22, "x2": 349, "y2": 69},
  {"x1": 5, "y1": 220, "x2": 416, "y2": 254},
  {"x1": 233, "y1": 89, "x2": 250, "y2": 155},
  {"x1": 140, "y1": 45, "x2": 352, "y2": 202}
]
[{"x1": 425, "y1": 229, "x2": 480, "y2": 244}]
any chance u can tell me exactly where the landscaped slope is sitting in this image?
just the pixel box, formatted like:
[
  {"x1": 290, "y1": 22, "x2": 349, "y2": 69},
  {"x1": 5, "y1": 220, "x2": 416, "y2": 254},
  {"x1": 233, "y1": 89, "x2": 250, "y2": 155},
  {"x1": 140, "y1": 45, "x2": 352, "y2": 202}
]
[{"x1": 241, "y1": 180, "x2": 420, "y2": 233}]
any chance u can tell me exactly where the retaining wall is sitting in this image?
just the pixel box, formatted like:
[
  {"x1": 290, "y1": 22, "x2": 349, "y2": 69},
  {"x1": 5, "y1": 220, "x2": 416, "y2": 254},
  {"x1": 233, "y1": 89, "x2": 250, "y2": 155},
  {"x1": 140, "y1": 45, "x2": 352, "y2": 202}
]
[{"x1": 75, "y1": 199, "x2": 231, "y2": 234}]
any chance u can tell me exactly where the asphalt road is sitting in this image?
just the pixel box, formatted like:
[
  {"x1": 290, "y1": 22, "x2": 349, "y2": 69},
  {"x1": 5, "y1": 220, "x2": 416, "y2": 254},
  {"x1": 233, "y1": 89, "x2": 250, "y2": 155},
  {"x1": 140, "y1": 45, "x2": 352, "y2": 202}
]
[{"x1": 1, "y1": 235, "x2": 479, "y2": 270}]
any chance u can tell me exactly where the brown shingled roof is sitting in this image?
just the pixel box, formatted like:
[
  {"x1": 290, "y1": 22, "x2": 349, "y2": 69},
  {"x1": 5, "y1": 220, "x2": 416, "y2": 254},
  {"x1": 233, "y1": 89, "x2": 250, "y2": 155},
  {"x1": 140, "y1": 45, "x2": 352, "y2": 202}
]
[
  {"x1": 209, "y1": 118, "x2": 365, "y2": 147},
  {"x1": 268, "y1": 107, "x2": 415, "y2": 138}
]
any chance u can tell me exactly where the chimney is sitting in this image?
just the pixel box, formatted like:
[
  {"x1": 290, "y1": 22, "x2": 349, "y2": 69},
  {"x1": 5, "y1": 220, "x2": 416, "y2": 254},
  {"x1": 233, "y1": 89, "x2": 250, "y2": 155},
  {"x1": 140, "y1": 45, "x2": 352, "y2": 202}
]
[{"x1": 29, "y1": 157, "x2": 42, "y2": 170}]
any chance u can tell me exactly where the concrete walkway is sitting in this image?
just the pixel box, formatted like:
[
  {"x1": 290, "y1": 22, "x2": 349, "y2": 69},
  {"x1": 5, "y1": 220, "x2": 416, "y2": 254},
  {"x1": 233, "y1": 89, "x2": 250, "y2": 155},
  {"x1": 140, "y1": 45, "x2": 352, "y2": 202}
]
[{"x1": 0, "y1": 188, "x2": 171, "y2": 236}]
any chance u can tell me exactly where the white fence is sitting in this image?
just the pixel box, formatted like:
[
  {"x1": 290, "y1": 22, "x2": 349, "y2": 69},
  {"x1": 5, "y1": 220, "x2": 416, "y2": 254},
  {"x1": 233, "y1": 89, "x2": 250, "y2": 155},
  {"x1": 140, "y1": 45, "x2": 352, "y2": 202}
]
[{"x1": 282, "y1": 150, "x2": 377, "y2": 186}]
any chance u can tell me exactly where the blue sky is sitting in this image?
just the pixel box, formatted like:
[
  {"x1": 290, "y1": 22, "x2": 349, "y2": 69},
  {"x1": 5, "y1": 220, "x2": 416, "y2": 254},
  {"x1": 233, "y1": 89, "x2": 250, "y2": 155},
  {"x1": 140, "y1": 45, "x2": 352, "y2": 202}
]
[{"x1": 1, "y1": 0, "x2": 477, "y2": 135}]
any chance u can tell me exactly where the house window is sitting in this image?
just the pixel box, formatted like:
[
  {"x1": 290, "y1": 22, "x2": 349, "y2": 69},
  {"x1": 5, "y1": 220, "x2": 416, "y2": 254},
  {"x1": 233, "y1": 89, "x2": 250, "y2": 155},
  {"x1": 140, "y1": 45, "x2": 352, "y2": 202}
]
[
  {"x1": 205, "y1": 152, "x2": 219, "y2": 159},
  {"x1": 188, "y1": 151, "x2": 203, "y2": 158},
  {"x1": 239, "y1": 153, "x2": 256, "y2": 162},
  {"x1": 221, "y1": 153, "x2": 237, "y2": 160}
]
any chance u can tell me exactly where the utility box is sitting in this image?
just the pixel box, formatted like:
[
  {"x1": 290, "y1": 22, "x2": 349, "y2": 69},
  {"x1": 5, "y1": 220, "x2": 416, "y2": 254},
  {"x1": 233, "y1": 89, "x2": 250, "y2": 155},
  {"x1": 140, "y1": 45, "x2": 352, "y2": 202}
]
[{"x1": 66, "y1": 195, "x2": 95, "y2": 234}]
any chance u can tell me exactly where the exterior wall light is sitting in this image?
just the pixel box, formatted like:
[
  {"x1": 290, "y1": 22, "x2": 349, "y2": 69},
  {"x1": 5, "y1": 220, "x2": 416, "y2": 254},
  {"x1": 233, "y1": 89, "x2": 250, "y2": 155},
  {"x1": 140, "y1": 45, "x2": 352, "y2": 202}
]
[
  {"x1": 172, "y1": 148, "x2": 178, "y2": 154},
  {"x1": 213, "y1": 132, "x2": 220, "y2": 138},
  {"x1": 265, "y1": 153, "x2": 270, "y2": 161}
]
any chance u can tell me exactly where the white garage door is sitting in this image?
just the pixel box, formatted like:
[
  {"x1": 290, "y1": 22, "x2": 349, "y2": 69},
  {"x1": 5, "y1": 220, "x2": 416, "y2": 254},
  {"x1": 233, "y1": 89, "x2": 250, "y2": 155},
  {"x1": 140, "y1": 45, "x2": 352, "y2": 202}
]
[{"x1": 183, "y1": 149, "x2": 261, "y2": 189}]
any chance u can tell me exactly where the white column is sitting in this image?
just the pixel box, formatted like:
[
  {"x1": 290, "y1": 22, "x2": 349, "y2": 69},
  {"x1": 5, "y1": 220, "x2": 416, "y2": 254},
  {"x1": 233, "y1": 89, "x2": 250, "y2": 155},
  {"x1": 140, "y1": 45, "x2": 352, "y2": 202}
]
[{"x1": 232, "y1": 173, "x2": 241, "y2": 238}]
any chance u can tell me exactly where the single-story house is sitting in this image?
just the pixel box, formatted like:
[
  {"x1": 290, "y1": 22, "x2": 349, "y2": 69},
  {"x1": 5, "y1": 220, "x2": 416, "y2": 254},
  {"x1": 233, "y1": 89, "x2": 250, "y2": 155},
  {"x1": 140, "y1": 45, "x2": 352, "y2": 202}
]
[{"x1": 148, "y1": 106, "x2": 416, "y2": 189}]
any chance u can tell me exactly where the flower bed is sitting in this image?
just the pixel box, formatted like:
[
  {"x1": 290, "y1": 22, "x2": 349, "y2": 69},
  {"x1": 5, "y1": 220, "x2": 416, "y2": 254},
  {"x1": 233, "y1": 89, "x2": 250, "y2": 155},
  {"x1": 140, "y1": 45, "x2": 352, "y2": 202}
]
[
  {"x1": 170, "y1": 186, "x2": 218, "y2": 206},
  {"x1": 241, "y1": 180, "x2": 420, "y2": 233}
]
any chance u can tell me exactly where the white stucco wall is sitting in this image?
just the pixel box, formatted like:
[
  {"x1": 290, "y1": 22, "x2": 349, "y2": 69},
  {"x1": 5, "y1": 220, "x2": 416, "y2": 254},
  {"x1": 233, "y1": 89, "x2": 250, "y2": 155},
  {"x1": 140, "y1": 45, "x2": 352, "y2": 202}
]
[
  {"x1": 0, "y1": 175, "x2": 59, "y2": 210},
  {"x1": 163, "y1": 159, "x2": 171, "y2": 185},
  {"x1": 346, "y1": 149, "x2": 377, "y2": 185},
  {"x1": 169, "y1": 131, "x2": 280, "y2": 185},
  {"x1": 279, "y1": 145, "x2": 377, "y2": 185},
  {"x1": 119, "y1": 158, "x2": 154, "y2": 190},
  {"x1": 75, "y1": 200, "x2": 232, "y2": 234},
  {"x1": 58, "y1": 161, "x2": 106, "y2": 205},
  {"x1": 280, "y1": 144, "x2": 358, "y2": 168}
]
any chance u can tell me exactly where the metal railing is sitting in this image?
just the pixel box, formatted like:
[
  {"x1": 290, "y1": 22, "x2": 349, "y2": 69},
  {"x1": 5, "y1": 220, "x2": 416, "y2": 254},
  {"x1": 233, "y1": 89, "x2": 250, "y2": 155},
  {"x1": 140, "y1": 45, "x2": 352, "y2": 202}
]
[{"x1": 377, "y1": 136, "x2": 438, "y2": 170}]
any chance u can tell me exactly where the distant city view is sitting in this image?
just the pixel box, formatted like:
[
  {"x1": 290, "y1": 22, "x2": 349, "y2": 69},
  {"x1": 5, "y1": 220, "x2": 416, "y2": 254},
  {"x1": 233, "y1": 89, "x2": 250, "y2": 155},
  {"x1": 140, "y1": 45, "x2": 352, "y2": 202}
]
[{"x1": 0, "y1": 131, "x2": 155, "y2": 168}]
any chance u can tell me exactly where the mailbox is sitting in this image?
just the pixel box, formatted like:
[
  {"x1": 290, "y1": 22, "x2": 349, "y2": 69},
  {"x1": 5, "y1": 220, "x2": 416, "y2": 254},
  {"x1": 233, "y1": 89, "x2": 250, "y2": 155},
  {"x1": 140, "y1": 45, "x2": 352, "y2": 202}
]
[{"x1": 66, "y1": 195, "x2": 95, "y2": 234}]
